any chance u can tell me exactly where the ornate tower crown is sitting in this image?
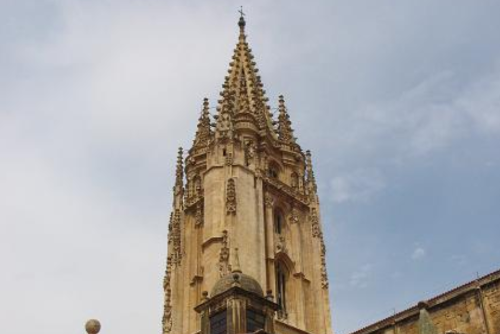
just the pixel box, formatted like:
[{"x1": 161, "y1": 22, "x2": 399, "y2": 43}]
[{"x1": 163, "y1": 14, "x2": 333, "y2": 334}]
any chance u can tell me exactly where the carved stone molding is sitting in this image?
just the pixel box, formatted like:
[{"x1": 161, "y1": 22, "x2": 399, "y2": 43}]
[
  {"x1": 171, "y1": 209, "x2": 182, "y2": 266},
  {"x1": 162, "y1": 256, "x2": 173, "y2": 334},
  {"x1": 320, "y1": 241, "x2": 329, "y2": 289},
  {"x1": 310, "y1": 208, "x2": 320, "y2": 238},
  {"x1": 226, "y1": 178, "x2": 237, "y2": 215}
]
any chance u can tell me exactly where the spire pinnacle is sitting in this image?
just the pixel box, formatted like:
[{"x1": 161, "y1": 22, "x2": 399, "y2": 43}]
[
  {"x1": 231, "y1": 247, "x2": 242, "y2": 273},
  {"x1": 277, "y1": 95, "x2": 297, "y2": 144},
  {"x1": 175, "y1": 147, "x2": 183, "y2": 189},
  {"x1": 192, "y1": 98, "x2": 212, "y2": 148},
  {"x1": 306, "y1": 150, "x2": 318, "y2": 194}
]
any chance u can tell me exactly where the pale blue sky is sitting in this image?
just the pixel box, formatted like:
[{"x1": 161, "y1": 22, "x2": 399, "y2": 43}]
[{"x1": 1, "y1": 1, "x2": 499, "y2": 334}]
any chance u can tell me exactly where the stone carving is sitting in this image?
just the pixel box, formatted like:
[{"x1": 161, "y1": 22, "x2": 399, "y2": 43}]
[
  {"x1": 226, "y1": 178, "x2": 237, "y2": 215},
  {"x1": 215, "y1": 107, "x2": 234, "y2": 139},
  {"x1": 276, "y1": 235, "x2": 287, "y2": 253},
  {"x1": 264, "y1": 193, "x2": 274, "y2": 208},
  {"x1": 194, "y1": 176, "x2": 202, "y2": 197},
  {"x1": 244, "y1": 139, "x2": 256, "y2": 167},
  {"x1": 289, "y1": 207, "x2": 299, "y2": 224},
  {"x1": 310, "y1": 208, "x2": 320, "y2": 238},
  {"x1": 195, "y1": 201, "x2": 203, "y2": 228},
  {"x1": 171, "y1": 209, "x2": 182, "y2": 266},
  {"x1": 219, "y1": 230, "x2": 231, "y2": 276}
]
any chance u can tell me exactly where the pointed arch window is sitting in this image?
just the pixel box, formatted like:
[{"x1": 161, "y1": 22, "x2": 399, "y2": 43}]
[{"x1": 275, "y1": 261, "x2": 288, "y2": 316}]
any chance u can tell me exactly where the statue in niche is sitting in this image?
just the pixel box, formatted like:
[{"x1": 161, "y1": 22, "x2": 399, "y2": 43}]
[{"x1": 244, "y1": 139, "x2": 256, "y2": 167}]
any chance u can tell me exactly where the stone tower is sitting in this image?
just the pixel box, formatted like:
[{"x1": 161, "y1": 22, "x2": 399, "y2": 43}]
[{"x1": 162, "y1": 15, "x2": 333, "y2": 334}]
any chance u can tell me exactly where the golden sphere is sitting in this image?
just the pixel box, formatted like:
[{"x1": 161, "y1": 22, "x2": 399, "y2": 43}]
[{"x1": 85, "y1": 319, "x2": 101, "y2": 334}]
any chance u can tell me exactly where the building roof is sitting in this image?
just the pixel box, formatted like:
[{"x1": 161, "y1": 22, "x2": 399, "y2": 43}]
[
  {"x1": 211, "y1": 272, "x2": 264, "y2": 298},
  {"x1": 348, "y1": 269, "x2": 500, "y2": 334}
]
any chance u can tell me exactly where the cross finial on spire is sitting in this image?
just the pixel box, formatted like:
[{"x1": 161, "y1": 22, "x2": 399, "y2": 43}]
[{"x1": 238, "y1": 6, "x2": 246, "y2": 31}]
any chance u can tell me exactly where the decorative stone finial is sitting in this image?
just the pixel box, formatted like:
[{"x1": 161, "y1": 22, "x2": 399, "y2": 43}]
[
  {"x1": 202, "y1": 290, "x2": 209, "y2": 301},
  {"x1": 85, "y1": 319, "x2": 101, "y2": 334},
  {"x1": 232, "y1": 247, "x2": 242, "y2": 273}
]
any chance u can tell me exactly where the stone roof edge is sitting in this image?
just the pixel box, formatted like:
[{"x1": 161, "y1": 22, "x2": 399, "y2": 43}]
[{"x1": 347, "y1": 268, "x2": 500, "y2": 334}]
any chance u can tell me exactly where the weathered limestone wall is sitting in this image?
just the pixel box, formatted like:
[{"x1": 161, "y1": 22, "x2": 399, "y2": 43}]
[{"x1": 350, "y1": 270, "x2": 500, "y2": 334}]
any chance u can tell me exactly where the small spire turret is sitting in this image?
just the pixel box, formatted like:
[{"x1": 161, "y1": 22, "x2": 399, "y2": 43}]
[
  {"x1": 232, "y1": 247, "x2": 242, "y2": 273},
  {"x1": 277, "y1": 95, "x2": 297, "y2": 144},
  {"x1": 306, "y1": 150, "x2": 318, "y2": 197},
  {"x1": 171, "y1": 147, "x2": 184, "y2": 210},
  {"x1": 175, "y1": 147, "x2": 184, "y2": 189},
  {"x1": 192, "y1": 98, "x2": 212, "y2": 149}
]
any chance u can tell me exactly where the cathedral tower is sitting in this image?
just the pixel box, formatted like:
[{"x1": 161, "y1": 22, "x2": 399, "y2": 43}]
[{"x1": 162, "y1": 15, "x2": 333, "y2": 334}]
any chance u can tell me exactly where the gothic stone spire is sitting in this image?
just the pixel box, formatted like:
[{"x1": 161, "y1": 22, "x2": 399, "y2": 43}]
[{"x1": 214, "y1": 15, "x2": 275, "y2": 138}]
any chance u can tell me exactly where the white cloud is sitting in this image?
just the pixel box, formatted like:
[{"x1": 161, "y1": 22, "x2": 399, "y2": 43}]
[
  {"x1": 349, "y1": 264, "x2": 373, "y2": 288},
  {"x1": 412, "y1": 247, "x2": 426, "y2": 260},
  {"x1": 330, "y1": 169, "x2": 386, "y2": 203}
]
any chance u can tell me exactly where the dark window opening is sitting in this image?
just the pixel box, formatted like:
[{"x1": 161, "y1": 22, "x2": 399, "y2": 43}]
[
  {"x1": 246, "y1": 309, "x2": 265, "y2": 332},
  {"x1": 268, "y1": 167, "x2": 279, "y2": 179},
  {"x1": 274, "y1": 211, "x2": 283, "y2": 234},
  {"x1": 275, "y1": 263, "x2": 287, "y2": 312},
  {"x1": 210, "y1": 310, "x2": 227, "y2": 334}
]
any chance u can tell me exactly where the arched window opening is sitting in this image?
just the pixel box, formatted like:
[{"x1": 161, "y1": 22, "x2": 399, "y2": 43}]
[
  {"x1": 275, "y1": 262, "x2": 288, "y2": 316},
  {"x1": 274, "y1": 210, "x2": 284, "y2": 234}
]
